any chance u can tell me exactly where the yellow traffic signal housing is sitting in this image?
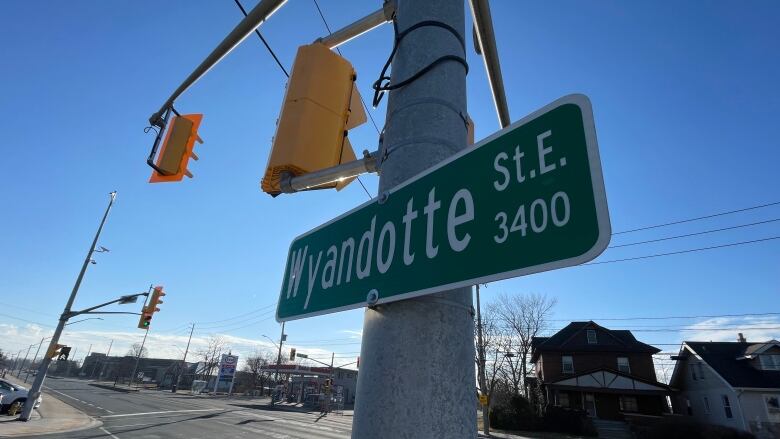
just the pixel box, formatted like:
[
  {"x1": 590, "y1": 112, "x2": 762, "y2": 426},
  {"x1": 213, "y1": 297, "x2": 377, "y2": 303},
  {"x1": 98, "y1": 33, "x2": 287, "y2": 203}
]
[
  {"x1": 261, "y1": 42, "x2": 366, "y2": 195},
  {"x1": 138, "y1": 308, "x2": 153, "y2": 330},
  {"x1": 148, "y1": 286, "x2": 165, "y2": 312},
  {"x1": 47, "y1": 344, "x2": 66, "y2": 360},
  {"x1": 138, "y1": 286, "x2": 165, "y2": 329},
  {"x1": 149, "y1": 114, "x2": 204, "y2": 183}
]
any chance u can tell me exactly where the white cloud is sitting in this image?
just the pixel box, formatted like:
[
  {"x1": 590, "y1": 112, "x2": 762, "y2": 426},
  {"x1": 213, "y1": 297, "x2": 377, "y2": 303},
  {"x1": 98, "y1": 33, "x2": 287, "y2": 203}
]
[{"x1": 680, "y1": 316, "x2": 780, "y2": 343}]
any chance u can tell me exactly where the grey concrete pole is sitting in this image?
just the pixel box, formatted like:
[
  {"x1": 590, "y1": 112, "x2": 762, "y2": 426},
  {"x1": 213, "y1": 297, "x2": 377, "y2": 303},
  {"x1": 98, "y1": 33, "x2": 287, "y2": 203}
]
[
  {"x1": 130, "y1": 328, "x2": 150, "y2": 387},
  {"x1": 351, "y1": 0, "x2": 476, "y2": 437},
  {"x1": 19, "y1": 192, "x2": 116, "y2": 421},
  {"x1": 174, "y1": 324, "x2": 194, "y2": 392}
]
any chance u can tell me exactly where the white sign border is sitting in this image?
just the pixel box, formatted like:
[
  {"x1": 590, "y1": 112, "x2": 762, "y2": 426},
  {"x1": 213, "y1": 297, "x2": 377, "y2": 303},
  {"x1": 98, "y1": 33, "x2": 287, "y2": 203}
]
[{"x1": 276, "y1": 94, "x2": 611, "y2": 322}]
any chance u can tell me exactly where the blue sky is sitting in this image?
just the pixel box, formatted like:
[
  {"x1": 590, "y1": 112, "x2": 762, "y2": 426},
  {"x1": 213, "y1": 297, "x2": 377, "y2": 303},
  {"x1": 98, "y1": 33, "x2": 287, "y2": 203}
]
[{"x1": 1, "y1": 1, "x2": 778, "y2": 371}]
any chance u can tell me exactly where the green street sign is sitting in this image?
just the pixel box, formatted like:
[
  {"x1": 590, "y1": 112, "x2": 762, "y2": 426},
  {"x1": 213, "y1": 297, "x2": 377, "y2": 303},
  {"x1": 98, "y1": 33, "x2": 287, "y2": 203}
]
[{"x1": 276, "y1": 94, "x2": 610, "y2": 321}]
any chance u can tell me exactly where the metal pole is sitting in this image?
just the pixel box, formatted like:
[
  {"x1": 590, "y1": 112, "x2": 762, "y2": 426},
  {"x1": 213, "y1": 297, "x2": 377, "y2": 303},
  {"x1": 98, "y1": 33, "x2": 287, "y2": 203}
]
[
  {"x1": 468, "y1": 0, "x2": 510, "y2": 128},
  {"x1": 24, "y1": 338, "x2": 46, "y2": 383},
  {"x1": 20, "y1": 191, "x2": 116, "y2": 421},
  {"x1": 65, "y1": 347, "x2": 77, "y2": 378},
  {"x1": 317, "y1": 4, "x2": 395, "y2": 49},
  {"x1": 17, "y1": 344, "x2": 33, "y2": 377},
  {"x1": 174, "y1": 323, "x2": 194, "y2": 392},
  {"x1": 130, "y1": 326, "x2": 150, "y2": 388},
  {"x1": 82, "y1": 344, "x2": 92, "y2": 377},
  {"x1": 273, "y1": 321, "x2": 284, "y2": 404},
  {"x1": 352, "y1": 1, "x2": 476, "y2": 437},
  {"x1": 475, "y1": 284, "x2": 490, "y2": 435},
  {"x1": 149, "y1": 0, "x2": 287, "y2": 125},
  {"x1": 281, "y1": 151, "x2": 378, "y2": 194}
]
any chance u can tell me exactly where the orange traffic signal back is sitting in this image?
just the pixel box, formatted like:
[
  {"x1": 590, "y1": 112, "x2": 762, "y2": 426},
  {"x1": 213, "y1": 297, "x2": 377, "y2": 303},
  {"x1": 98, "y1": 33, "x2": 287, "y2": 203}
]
[
  {"x1": 261, "y1": 43, "x2": 366, "y2": 195},
  {"x1": 150, "y1": 114, "x2": 204, "y2": 183}
]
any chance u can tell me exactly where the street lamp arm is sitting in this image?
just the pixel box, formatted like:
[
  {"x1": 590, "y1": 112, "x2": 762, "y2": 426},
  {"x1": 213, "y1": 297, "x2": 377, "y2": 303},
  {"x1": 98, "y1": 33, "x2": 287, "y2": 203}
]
[
  {"x1": 80, "y1": 311, "x2": 142, "y2": 315},
  {"x1": 67, "y1": 292, "x2": 149, "y2": 318},
  {"x1": 303, "y1": 357, "x2": 332, "y2": 368}
]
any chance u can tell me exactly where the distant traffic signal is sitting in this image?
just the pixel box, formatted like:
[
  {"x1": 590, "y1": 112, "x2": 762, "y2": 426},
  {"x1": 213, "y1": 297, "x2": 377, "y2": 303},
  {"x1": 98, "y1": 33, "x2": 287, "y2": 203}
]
[
  {"x1": 261, "y1": 42, "x2": 366, "y2": 196},
  {"x1": 290, "y1": 348, "x2": 296, "y2": 361},
  {"x1": 137, "y1": 286, "x2": 165, "y2": 330},
  {"x1": 149, "y1": 114, "x2": 204, "y2": 183},
  {"x1": 47, "y1": 344, "x2": 66, "y2": 360},
  {"x1": 57, "y1": 346, "x2": 71, "y2": 361}
]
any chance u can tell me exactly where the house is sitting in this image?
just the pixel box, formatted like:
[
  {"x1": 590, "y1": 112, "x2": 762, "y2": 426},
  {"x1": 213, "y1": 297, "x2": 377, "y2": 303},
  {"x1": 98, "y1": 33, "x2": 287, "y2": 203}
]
[
  {"x1": 530, "y1": 321, "x2": 671, "y2": 421},
  {"x1": 669, "y1": 335, "x2": 780, "y2": 437}
]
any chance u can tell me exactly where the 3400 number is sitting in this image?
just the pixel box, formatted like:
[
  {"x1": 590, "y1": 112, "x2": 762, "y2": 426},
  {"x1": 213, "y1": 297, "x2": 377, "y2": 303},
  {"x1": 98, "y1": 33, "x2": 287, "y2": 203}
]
[{"x1": 494, "y1": 191, "x2": 570, "y2": 244}]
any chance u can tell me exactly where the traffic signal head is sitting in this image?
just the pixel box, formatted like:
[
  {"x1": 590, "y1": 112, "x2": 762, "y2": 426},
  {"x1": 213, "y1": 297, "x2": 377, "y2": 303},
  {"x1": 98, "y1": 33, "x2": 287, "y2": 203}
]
[
  {"x1": 289, "y1": 348, "x2": 296, "y2": 361},
  {"x1": 149, "y1": 114, "x2": 204, "y2": 183},
  {"x1": 261, "y1": 42, "x2": 366, "y2": 196},
  {"x1": 47, "y1": 344, "x2": 65, "y2": 360},
  {"x1": 138, "y1": 308, "x2": 153, "y2": 330},
  {"x1": 148, "y1": 286, "x2": 165, "y2": 312},
  {"x1": 58, "y1": 346, "x2": 71, "y2": 361}
]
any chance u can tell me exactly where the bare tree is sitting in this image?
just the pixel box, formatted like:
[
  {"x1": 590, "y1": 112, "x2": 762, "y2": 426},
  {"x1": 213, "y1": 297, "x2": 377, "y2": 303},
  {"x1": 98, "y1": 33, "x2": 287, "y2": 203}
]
[
  {"x1": 126, "y1": 343, "x2": 148, "y2": 358},
  {"x1": 197, "y1": 335, "x2": 226, "y2": 380},
  {"x1": 489, "y1": 292, "x2": 556, "y2": 397},
  {"x1": 478, "y1": 308, "x2": 508, "y2": 409},
  {"x1": 244, "y1": 350, "x2": 274, "y2": 395}
]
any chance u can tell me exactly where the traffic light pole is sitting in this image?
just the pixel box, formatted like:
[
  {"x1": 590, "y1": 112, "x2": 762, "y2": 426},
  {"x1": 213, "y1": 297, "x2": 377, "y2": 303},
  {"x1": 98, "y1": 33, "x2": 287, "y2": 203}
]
[
  {"x1": 352, "y1": 1, "x2": 476, "y2": 437},
  {"x1": 19, "y1": 192, "x2": 117, "y2": 421}
]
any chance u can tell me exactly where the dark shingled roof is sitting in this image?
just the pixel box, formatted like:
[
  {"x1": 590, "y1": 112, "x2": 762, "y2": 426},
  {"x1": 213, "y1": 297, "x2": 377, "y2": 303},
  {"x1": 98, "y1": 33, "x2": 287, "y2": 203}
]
[
  {"x1": 686, "y1": 341, "x2": 780, "y2": 389},
  {"x1": 531, "y1": 321, "x2": 659, "y2": 362}
]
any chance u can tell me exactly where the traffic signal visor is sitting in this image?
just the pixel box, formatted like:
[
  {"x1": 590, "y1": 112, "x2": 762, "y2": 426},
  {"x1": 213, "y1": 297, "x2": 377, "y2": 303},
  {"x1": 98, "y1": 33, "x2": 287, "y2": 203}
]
[
  {"x1": 149, "y1": 114, "x2": 204, "y2": 183},
  {"x1": 261, "y1": 42, "x2": 366, "y2": 195},
  {"x1": 148, "y1": 286, "x2": 165, "y2": 312}
]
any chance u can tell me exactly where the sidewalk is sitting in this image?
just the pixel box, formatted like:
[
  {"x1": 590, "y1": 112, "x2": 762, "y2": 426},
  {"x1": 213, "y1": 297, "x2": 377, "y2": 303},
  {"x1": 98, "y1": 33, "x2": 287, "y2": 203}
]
[{"x1": 0, "y1": 375, "x2": 101, "y2": 438}]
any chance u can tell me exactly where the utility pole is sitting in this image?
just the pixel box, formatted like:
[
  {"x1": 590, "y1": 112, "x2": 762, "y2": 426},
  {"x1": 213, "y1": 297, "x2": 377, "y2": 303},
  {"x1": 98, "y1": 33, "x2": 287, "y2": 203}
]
[
  {"x1": 20, "y1": 191, "x2": 116, "y2": 421},
  {"x1": 17, "y1": 344, "x2": 33, "y2": 377},
  {"x1": 24, "y1": 337, "x2": 47, "y2": 383},
  {"x1": 173, "y1": 323, "x2": 194, "y2": 392},
  {"x1": 93, "y1": 340, "x2": 112, "y2": 379},
  {"x1": 275, "y1": 322, "x2": 285, "y2": 384},
  {"x1": 65, "y1": 347, "x2": 77, "y2": 378},
  {"x1": 352, "y1": 1, "x2": 476, "y2": 437},
  {"x1": 475, "y1": 284, "x2": 490, "y2": 435}
]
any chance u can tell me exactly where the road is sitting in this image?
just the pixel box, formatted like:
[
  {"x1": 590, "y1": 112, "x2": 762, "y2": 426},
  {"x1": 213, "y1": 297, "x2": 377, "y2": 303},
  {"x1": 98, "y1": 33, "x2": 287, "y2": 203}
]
[{"x1": 18, "y1": 378, "x2": 353, "y2": 439}]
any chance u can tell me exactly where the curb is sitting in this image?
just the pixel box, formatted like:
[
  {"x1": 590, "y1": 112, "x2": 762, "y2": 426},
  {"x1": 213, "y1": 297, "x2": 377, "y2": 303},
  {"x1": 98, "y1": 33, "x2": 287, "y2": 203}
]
[{"x1": 89, "y1": 383, "x2": 139, "y2": 393}]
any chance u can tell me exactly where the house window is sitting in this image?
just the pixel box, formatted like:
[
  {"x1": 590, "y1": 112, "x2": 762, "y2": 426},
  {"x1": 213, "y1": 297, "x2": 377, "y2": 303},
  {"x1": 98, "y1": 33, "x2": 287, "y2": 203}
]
[
  {"x1": 759, "y1": 354, "x2": 780, "y2": 371},
  {"x1": 722, "y1": 395, "x2": 733, "y2": 418},
  {"x1": 586, "y1": 329, "x2": 597, "y2": 344},
  {"x1": 765, "y1": 395, "x2": 780, "y2": 414},
  {"x1": 619, "y1": 396, "x2": 638, "y2": 412},
  {"x1": 557, "y1": 391, "x2": 570, "y2": 408},
  {"x1": 697, "y1": 363, "x2": 705, "y2": 379},
  {"x1": 703, "y1": 396, "x2": 711, "y2": 414},
  {"x1": 617, "y1": 357, "x2": 631, "y2": 374},
  {"x1": 562, "y1": 356, "x2": 574, "y2": 374}
]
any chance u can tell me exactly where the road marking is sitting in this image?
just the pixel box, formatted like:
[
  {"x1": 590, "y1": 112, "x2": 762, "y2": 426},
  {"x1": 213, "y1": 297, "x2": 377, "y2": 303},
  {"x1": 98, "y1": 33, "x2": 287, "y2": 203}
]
[
  {"x1": 101, "y1": 408, "x2": 222, "y2": 418},
  {"x1": 108, "y1": 422, "x2": 158, "y2": 428},
  {"x1": 100, "y1": 427, "x2": 120, "y2": 439}
]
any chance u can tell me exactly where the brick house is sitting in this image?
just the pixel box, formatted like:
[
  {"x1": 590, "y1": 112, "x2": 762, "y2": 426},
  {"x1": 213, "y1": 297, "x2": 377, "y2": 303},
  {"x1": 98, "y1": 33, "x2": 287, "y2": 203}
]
[{"x1": 530, "y1": 321, "x2": 671, "y2": 420}]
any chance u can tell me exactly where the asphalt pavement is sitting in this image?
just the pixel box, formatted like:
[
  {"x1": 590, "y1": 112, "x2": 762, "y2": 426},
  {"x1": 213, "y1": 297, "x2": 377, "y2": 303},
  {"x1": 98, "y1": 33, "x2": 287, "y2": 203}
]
[{"x1": 13, "y1": 378, "x2": 353, "y2": 439}]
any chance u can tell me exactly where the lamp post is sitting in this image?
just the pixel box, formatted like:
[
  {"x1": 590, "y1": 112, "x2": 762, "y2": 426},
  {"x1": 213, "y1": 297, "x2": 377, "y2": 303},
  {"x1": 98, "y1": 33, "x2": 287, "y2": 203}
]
[{"x1": 262, "y1": 323, "x2": 285, "y2": 405}]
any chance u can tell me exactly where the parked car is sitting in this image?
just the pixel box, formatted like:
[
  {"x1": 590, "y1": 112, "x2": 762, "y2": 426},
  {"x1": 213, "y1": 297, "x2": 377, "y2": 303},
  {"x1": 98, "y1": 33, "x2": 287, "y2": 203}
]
[{"x1": 0, "y1": 378, "x2": 42, "y2": 415}]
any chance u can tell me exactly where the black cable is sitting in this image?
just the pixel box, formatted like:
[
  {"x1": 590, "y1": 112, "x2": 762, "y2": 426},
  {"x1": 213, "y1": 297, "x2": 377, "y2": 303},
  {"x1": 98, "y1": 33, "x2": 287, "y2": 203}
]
[
  {"x1": 550, "y1": 312, "x2": 780, "y2": 322},
  {"x1": 613, "y1": 201, "x2": 780, "y2": 235},
  {"x1": 233, "y1": 0, "x2": 289, "y2": 78},
  {"x1": 609, "y1": 217, "x2": 780, "y2": 249},
  {"x1": 372, "y1": 18, "x2": 469, "y2": 107},
  {"x1": 587, "y1": 235, "x2": 780, "y2": 265}
]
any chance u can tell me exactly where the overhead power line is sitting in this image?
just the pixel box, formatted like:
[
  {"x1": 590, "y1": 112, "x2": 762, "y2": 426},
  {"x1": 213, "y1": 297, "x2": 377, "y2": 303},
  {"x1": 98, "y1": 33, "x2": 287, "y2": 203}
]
[
  {"x1": 587, "y1": 235, "x2": 780, "y2": 265},
  {"x1": 233, "y1": 0, "x2": 289, "y2": 77},
  {"x1": 613, "y1": 201, "x2": 780, "y2": 235},
  {"x1": 608, "y1": 218, "x2": 780, "y2": 249},
  {"x1": 550, "y1": 311, "x2": 780, "y2": 322}
]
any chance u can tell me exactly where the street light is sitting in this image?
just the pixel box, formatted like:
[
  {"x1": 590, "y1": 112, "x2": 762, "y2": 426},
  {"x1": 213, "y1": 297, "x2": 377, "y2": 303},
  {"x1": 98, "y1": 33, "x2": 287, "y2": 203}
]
[{"x1": 65, "y1": 317, "x2": 104, "y2": 326}]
